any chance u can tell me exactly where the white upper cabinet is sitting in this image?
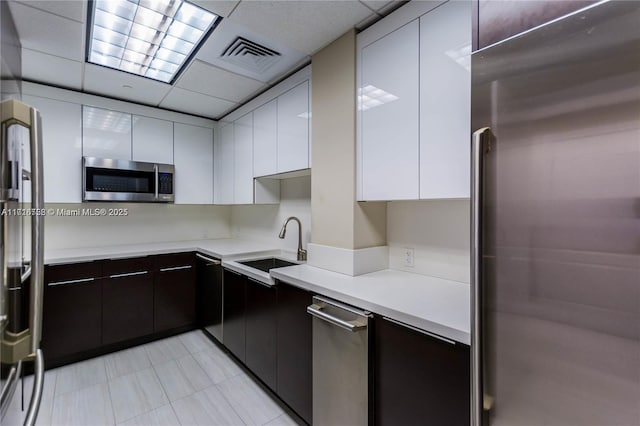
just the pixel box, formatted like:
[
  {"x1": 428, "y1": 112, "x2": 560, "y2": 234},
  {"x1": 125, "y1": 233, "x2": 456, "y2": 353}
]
[
  {"x1": 234, "y1": 113, "x2": 254, "y2": 204},
  {"x1": 360, "y1": 20, "x2": 420, "y2": 200},
  {"x1": 357, "y1": 0, "x2": 471, "y2": 201},
  {"x1": 23, "y1": 94, "x2": 82, "y2": 203},
  {"x1": 214, "y1": 123, "x2": 234, "y2": 204},
  {"x1": 253, "y1": 99, "x2": 278, "y2": 177},
  {"x1": 174, "y1": 123, "x2": 213, "y2": 204},
  {"x1": 132, "y1": 115, "x2": 174, "y2": 164},
  {"x1": 277, "y1": 81, "x2": 310, "y2": 173},
  {"x1": 419, "y1": 0, "x2": 471, "y2": 199},
  {"x1": 82, "y1": 106, "x2": 132, "y2": 160}
]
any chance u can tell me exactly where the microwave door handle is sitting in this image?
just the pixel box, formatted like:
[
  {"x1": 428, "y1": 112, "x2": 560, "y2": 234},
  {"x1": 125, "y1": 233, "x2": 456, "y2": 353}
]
[{"x1": 154, "y1": 164, "x2": 159, "y2": 199}]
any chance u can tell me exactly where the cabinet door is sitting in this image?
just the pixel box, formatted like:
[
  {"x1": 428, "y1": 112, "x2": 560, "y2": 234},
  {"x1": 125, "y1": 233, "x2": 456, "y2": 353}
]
[
  {"x1": 214, "y1": 123, "x2": 234, "y2": 204},
  {"x1": 174, "y1": 123, "x2": 213, "y2": 204},
  {"x1": 374, "y1": 317, "x2": 470, "y2": 426},
  {"x1": 82, "y1": 106, "x2": 132, "y2": 160},
  {"x1": 276, "y1": 282, "x2": 312, "y2": 424},
  {"x1": 102, "y1": 257, "x2": 154, "y2": 345},
  {"x1": 41, "y1": 262, "x2": 102, "y2": 362},
  {"x1": 420, "y1": 1, "x2": 471, "y2": 199},
  {"x1": 154, "y1": 254, "x2": 197, "y2": 332},
  {"x1": 132, "y1": 115, "x2": 173, "y2": 164},
  {"x1": 277, "y1": 81, "x2": 309, "y2": 173},
  {"x1": 22, "y1": 94, "x2": 82, "y2": 203},
  {"x1": 360, "y1": 20, "x2": 419, "y2": 200},
  {"x1": 245, "y1": 278, "x2": 277, "y2": 390},
  {"x1": 253, "y1": 99, "x2": 278, "y2": 177},
  {"x1": 196, "y1": 255, "x2": 223, "y2": 342},
  {"x1": 234, "y1": 113, "x2": 254, "y2": 204},
  {"x1": 223, "y1": 269, "x2": 246, "y2": 362}
]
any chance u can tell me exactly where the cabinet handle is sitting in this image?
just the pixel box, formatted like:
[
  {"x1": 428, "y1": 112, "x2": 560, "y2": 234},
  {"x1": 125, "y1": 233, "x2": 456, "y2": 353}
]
[
  {"x1": 247, "y1": 276, "x2": 274, "y2": 288},
  {"x1": 381, "y1": 316, "x2": 456, "y2": 345},
  {"x1": 154, "y1": 163, "x2": 159, "y2": 199},
  {"x1": 159, "y1": 265, "x2": 192, "y2": 272},
  {"x1": 196, "y1": 253, "x2": 221, "y2": 265},
  {"x1": 109, "y1": 271, "x2": 148, "y2": 279},
  {"x1": 48, "y1": 277, "x2": 95, "y2": 286}
]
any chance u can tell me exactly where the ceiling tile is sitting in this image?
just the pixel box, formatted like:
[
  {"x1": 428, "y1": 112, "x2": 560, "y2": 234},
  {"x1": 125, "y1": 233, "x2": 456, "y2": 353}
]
[
  {"x1": 228, "y1": 1, "x2": 372, "y2": 54},
  {"x1": 22, "y1": 49, "x2": 83, "y2": 90},
  {"x1": 8, "y1": 2, "x2": 84, "y2": 61},
  {"x1": 176, "y1": 60, "x2": 266, "y2": 103},
  {"x1": 160, "y1": 87, "x2": 237, "y2": 119},
  {"x1": 360, "y1": 1, "x2": 395, "y2": 12},
  {"x1": 15, "y1": 0, "x2": 86, "y2": 23},
  {"x1": 84, "y1": 64, "x2": 172, "y2": 106},
  {"x1": 188, "y1": 0, "x2": 240, "y2": 18}
]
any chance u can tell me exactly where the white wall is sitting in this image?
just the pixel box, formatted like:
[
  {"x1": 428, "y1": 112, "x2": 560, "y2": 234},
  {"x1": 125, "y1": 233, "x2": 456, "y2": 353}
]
[
  {"x1": 43, "y1": 203, "x2": 231, "y2": 250},
  {"x1": 387, "y1": 199, "x2": 470, "y2": 283},
  {"x1": 231, "y1": 176, "x2": 311, "y2": 253}
]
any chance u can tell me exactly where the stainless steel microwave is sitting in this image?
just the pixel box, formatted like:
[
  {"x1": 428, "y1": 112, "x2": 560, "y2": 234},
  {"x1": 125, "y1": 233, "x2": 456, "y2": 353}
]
[{"x1": 82, "y1": 157, "x2": 174, "y2": 203}]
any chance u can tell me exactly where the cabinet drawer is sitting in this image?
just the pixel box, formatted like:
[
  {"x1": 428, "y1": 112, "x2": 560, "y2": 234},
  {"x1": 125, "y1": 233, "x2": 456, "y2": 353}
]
[
  {"x1": 154, "y1": 252, "x2": 195, "y2": 270},
  {"x1": 103, "y1": 256, "x2": 153, "y2": 276},
  {"x1": 45, "y1": 261, "x2": 102, "y2": 285}
]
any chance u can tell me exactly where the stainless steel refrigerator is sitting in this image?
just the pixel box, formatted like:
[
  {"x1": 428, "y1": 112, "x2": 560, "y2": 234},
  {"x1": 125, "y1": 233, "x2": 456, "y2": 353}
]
[
  {"x1": 471, "y1": 1, "x2": 640, "y2": 425},
  {"x1": 0, "y1": 99, "x2": 45, "y2": 425}
]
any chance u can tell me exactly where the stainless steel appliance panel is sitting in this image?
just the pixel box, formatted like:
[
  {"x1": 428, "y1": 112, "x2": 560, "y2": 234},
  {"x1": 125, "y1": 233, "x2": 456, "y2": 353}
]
[
  {"x1": 308, "y1": 296, "x2": 371, "y2": 426},
  {"x1": 472, "y1": 2, "x2": 640, "y2": 425}
]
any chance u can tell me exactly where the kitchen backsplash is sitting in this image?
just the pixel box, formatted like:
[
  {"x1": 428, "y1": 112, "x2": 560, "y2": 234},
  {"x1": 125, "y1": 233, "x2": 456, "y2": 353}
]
[
  {"x1": 42, "y1": 203, "x2": 231, "y2": 250},
  {"x1": 387, "y1": 199, "x2": 470, "y2": 283},
  {"x1": 231, "y1": 175, "x2": 311, "y2": 252}
]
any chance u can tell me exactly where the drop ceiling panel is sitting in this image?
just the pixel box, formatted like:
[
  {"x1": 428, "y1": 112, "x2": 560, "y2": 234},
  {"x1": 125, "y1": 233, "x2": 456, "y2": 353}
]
[
  {"x1": 8, "y1": 2, "x2": 84, "y2": 61},
  {"x1": 84, "y1": 64, "x2": 172, "y2": 106},
  {"x1": 176, "y1": 60, "x2": 266, "y2": 103},
  {"x1": 188, "y1": 0, "x2": 240, "y2": 18},
  {"x1": 160, "y1": 87, "x2": 236, "y2": 118},
  {"x1": 15, "y1": 0, "x2": 86, "y2": 22},
  {"x1": 228, "y1": 1, "x2": 372, "y2": 54},
  {"x1": 361, "y1": 1, "x2": 396, "y2": 12},
  {"x1": 22, "y1": 48, "x2": 83, "y2": 90}
]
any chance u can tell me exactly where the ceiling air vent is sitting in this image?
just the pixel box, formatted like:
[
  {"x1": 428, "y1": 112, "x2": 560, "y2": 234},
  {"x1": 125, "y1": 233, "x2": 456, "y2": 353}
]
[{"x1": 220, "y1": 37, "x2": 282, "y2": 75}]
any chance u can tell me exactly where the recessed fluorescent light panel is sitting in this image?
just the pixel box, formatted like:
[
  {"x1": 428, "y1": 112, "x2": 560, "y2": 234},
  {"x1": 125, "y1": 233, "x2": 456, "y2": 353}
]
[{"x1": 87, "y1": 0, "x2": 220, "y2": 83}]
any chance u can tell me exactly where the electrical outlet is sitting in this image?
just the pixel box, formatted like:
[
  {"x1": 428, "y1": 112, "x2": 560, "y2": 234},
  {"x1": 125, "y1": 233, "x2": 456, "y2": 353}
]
[{"x1": 403, "y1": 247, "x2": 415, "y2": 267}]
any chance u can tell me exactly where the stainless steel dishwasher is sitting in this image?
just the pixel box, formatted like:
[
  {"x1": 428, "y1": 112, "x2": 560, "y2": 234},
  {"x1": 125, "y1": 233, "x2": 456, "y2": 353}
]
[{"x1": 307, "y1": 296, "x2": 372, "y2": 426}]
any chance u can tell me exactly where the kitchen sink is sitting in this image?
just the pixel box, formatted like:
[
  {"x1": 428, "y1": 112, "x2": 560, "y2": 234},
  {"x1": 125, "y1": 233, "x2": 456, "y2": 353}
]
[{"x1": 238, "y1": 257, "x2": 298, "y2": 273}]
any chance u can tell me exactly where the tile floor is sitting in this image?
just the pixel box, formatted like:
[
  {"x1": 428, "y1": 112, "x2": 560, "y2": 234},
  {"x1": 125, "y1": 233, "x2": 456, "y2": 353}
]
[{"x1": 3, "y1": 330, "x2": 301, "y2": 426}]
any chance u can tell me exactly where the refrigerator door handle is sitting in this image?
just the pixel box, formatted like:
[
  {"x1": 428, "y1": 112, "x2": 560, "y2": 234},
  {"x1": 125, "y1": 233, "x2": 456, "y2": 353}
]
[
  {"x1": 25, "y1": 104, "x2": 45, "y2": 426},
  {"x1": 471, "y1": 127, "x2": 494, "y2": 426}
]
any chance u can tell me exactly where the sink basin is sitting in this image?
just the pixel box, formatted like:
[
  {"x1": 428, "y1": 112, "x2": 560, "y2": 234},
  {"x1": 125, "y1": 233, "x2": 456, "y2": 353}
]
[{"x1": 238, "y1": 257, "x2": 298, "y2": 273}]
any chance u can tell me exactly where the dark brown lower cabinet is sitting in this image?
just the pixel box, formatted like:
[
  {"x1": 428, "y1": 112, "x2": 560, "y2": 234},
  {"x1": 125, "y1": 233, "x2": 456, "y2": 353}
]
[
  {"x1": 223, "y1": 269, "x2": 246, "y2": 362},
  {"x1": 102, "y1": 260, "x2": 154, "y2": 345},
  {"x1": 374, "y1": 317, "x2": 470, "y2": 426},
  {"x1": 276, "y1": 282, "x2": 312, "y2": 425},
  {"x1": 42, "y1": 262, "x2": 103, "y2": 361},
  {"x1": 154, "y1": 253, "x2": 197, "y2": 332},
  {"x1": 245, "y1": 277, "x2": 277, "y2": 390}
]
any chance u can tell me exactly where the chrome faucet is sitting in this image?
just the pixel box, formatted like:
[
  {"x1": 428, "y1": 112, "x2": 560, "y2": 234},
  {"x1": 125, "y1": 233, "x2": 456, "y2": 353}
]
[{"x1": 278, "y1": 216, "x2": 307, "y2": 261}]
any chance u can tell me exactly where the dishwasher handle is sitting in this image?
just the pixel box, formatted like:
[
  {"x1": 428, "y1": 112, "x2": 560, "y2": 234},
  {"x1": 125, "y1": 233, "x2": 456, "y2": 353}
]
[{"x1": 307, "y1": 303, "x2": 368, "y2": 332}]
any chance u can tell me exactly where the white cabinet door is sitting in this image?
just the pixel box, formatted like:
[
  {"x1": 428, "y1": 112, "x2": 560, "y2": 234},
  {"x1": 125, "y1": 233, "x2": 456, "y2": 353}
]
[
  {"x1": 360, "y1": 20, "x2": 420, "y2": 200},
  {"x1": 277, "y1": 81, "x2": 309, "y2": 173},
  {"x1": 82, "y1": 106, "x2": 132, "y2": 160},
  {"x1": 214, "y1": 123, "x2": 234, "y2": 204},
  {"x1": 23, "y1": 94, "x2": 82, "y2": 203},
  {"x1": 174, "y1": 123, "x2": 213, "y2": 204},
  {"x1": 132, "y1": 115, "x2": 173, "y2": 164},
  {"x1": 420, "y1": 1, "x2": 471, "y2": 199},
  {"x1": 234, "y1": 113, "x2": 254, "y2": 204},
  {"x1": 253, "y1": 99, "x2": 277, "y2": 177}
]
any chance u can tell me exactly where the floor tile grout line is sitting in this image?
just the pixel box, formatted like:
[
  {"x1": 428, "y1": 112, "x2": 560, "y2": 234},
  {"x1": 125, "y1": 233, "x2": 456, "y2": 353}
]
[
  {"x1": 213, "y1": 380, "x2": 251, "y2": 426},
  {"x1": 105, "y1": 377, "x2": 118, "y2": 426}
]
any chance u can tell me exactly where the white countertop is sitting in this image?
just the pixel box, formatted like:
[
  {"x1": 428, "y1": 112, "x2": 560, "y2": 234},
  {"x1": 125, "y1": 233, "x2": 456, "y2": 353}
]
[
  {"x1": 44, "y1": 238, "x2": 470, "y2": 345},
  {"x1": 44, "y1": 238, "x2": 279, "y2": 264},
  {"x1": 271, "y1": 265, "x2": 470, "y2": 345}
]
